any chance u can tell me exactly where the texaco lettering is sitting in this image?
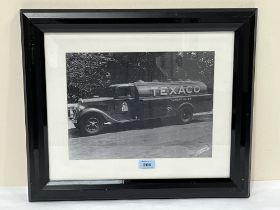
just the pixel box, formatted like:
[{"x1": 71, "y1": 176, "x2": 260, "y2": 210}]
[{"x1": 152, "y1": 86, "x2": 201, "y2": 96}]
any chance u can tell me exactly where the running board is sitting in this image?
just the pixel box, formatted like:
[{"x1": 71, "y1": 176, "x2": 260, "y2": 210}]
[{"x1": 104, "y1": 119, "x2": 138, "y2": 125}]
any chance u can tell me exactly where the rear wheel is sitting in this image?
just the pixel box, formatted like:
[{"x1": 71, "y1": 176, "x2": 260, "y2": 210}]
[
  {"x1": 79, "y1": 114, "x2": 104, "y2": 136},
  {"x1": 178, "y1": 106, "x2": 193, "y2": 124}
]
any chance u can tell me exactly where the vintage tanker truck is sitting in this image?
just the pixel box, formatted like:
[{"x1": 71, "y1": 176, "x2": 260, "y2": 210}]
[{"x1": 71, "y1": 80, "x2": 213, "y2": 136}]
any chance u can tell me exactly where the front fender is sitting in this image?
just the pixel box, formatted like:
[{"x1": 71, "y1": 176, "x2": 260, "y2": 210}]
[{"x1": 79, "y1": 108, "x2": 120, "y2": 124}]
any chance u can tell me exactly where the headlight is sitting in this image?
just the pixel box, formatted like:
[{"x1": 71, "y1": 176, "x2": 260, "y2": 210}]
[
  {"x1": 77, "y1": 98, "x2": 85, "y2": 111},
  {"x1": 78, "y1": 98, "x2": 83, "y2": 106},
  {"x1": 78, "y1": 105, "x2": 85, "y2": 111}
]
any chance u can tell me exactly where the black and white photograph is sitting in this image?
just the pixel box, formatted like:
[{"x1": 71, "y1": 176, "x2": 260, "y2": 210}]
[{"x1": 67, "y1": 51, "x2": 214, "y2": 160}]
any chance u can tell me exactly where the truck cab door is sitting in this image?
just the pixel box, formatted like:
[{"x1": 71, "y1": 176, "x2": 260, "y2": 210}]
[{"x1": 113, "y1": 86, "x2": 138, "y2": 121}]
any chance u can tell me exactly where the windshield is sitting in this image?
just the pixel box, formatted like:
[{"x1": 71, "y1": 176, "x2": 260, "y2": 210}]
[
  {"x1": 99, "y1": 87, "x2": 115, "y2": 97},
  {"x1": 117, "y1": 87, "x2": 132, "y2": 97}
]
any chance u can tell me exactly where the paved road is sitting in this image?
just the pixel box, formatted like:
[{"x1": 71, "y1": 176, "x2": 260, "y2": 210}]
[{"x1": 68, "y1": 115, "x2": 212, "y2": 160}]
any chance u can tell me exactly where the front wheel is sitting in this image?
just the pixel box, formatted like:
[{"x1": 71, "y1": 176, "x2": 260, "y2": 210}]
[
  {"x1": 178, "y1": 106, "x2": 193, "y2": 124},
  {"x1": 79, "y1": 115, "x2": 104, "y2": 136}
]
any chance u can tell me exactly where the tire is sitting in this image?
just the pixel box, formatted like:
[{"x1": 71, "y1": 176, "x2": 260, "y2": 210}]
[
  {"x1": 178, "y1": 106, "x2": 193, "y2": 124},
  {"x1": 79, "y1": 114, "x2": 104, "y2": 136}
]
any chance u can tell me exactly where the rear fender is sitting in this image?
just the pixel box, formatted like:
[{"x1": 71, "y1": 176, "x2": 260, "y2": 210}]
[{"x1": 178, "y1": 102, "x2": 194, "y2": 113}]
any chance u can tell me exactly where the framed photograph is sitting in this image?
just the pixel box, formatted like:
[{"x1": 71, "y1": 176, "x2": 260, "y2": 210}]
[{"x1": 20, "y1": 9, "x2": 257, "y2": 201}]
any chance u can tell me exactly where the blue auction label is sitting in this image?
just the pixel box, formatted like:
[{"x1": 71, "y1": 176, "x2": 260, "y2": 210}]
[{"x1": 138, "y1": 160, "x2": 155, "y2": 169}]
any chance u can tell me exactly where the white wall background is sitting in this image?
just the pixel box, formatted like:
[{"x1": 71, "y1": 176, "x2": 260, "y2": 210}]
[{"x1": 0, "y1": 0, "x2": 279, "y2": 186}]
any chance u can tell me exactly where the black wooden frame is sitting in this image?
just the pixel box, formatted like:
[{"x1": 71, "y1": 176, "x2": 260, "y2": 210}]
[{"x1": 20, "y1": 9, "x2": 257, "y2": 201}]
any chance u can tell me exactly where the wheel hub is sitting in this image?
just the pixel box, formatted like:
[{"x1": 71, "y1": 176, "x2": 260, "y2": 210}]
[{"x1": 86, "y1": 117, "x2": 100, "y2": 132}]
